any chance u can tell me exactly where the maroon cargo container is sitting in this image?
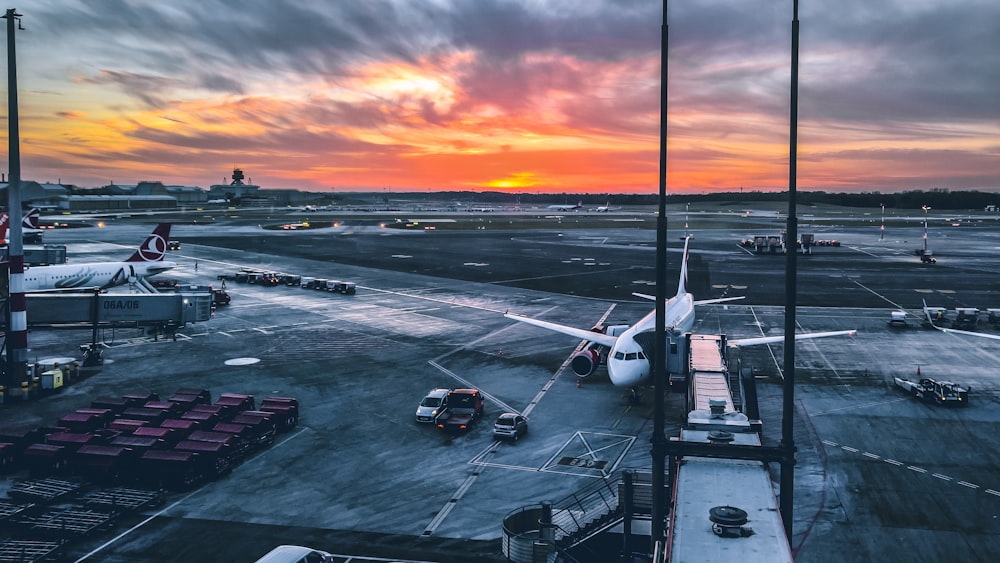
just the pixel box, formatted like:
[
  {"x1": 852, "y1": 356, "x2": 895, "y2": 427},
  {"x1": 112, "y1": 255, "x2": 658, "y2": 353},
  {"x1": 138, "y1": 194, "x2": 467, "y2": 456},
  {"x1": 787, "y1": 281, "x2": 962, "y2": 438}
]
[
  {"x1": 57, "y1": 412, "x2": 102, "y2": 433},
  {"x1": 22, "y1": 443, "x2": 70, "y2": 474},
  {"x1": 259, "y1": 398, "x2": 299, "y2": 432},
  {"x1": 120, "y1": 407, "x2": 169, "y2": 425},
  {"x1": 110, "y1": 434, "x2": 165, "y2": 453},
  {"x1": 229, "y1": 414, "x2": 277, "y2": 449},
  {"x1": 90, "y1": 396, "x2": 130, "y2": 414},
  {"x1": 173, "y1": 387, "x2": 212, "y2": 404},
  {"x1": 191, "y1": 402, "x2": 238, "y2": 422},
  {"x1": 166, "y1": 393, "x2": 204, "y2": 411},
  {"x1": 72, "y1": 444, "x2": 133, "y2": 482},
  {"x1": 174, "y1": 439, "x2": 234, "y2": 476},
  {"x1": 180, "y1": 409, "x2": 219, "y2": 428},
  {"x1": 143, "y1": 400, "x2": 185, "y2": 417},
  {"x1": 133, "y1": 426, "x2": 180, "y2": 447},
  {"x1": 109, "y1": 419, "x2": 149, "y2": 433},
  {"x1": 74, "y1": 408, "x2": 115, "y2": 428},
  {"x1": 160, "y1": 418, "x2": 199, "y2": 437},
  {"x1": 138, "y1": 449, "x2": 209, "y2": 489},
  {"x1": 187, "y1": 430, "x2": 249, "y2": 458},
  {"x1": 215, "y1": 393, "x2": 256, "y2": 412},
  {"x1": 121, "y1": 391, "x2": 160, "y2": 406},
  {"x1": 45, "y1": 431, "x2": 97, "y2": 452}
]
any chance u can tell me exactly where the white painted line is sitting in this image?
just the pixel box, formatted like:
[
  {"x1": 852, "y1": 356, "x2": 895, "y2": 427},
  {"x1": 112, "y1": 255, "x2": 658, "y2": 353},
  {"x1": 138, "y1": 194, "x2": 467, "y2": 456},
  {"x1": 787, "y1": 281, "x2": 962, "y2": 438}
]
[
  {"x1": 822, "y1": 440, "x2": 838, "y2": 446},
  {"x1": 884, "y1": 459, "x2": 903, "y2": 466},
  {"x1": 908, "y1": 466, "x2": 927, "y2": 473},
  {"x1": 986, "y1": 489, "x2": 1000, "y2": 497},
  {"x1": 842, "y1": 446, "x2": 859, "y2": 453},
  {"x1": 957, "y1": 481, "x2": 979, "y2": 489},
  {"x1": 932, "y1": 473, "x2": 952, "y2": 481},
  {"x1": 862, "y1": 452, "x2": 880, "y2": 459}
]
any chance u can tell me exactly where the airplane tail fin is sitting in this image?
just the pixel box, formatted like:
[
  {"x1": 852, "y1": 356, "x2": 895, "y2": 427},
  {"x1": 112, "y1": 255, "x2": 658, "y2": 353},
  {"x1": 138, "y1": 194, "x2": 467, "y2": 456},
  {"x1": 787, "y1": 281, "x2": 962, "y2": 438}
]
[
  {"x1": 125, "y1": 223, "x2": 172, "y2": 263},
  {"x1": 677, "y1": 235, "x2": 691, "y2": 297},
  {"x1": 23, "y1": 208, "x2": 40, "y2": 229},
  {"x1": 0, "y1": 213, "x2": 8, "y2": 243}
]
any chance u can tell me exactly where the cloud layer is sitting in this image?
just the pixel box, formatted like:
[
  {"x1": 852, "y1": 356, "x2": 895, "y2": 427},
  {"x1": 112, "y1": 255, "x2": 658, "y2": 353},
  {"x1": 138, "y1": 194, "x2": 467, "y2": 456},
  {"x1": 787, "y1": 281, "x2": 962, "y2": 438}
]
[{"x1": 3, "y1": 0, "x2": 997, "y2": 193}]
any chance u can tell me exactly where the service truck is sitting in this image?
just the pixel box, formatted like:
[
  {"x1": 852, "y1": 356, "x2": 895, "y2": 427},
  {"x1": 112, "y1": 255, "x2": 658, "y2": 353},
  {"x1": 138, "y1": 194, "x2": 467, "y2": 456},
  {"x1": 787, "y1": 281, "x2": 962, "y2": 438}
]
[
  {"x1": 435, "y1": 388, "x2": 484, "y2": 432},
  {"x1": 893, "y1": 376, "x2": 969, "y2": 406}
]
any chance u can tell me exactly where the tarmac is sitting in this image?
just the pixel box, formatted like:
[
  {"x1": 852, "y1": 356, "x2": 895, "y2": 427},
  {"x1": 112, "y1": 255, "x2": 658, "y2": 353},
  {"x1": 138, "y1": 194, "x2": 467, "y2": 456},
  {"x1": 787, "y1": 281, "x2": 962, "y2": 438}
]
[{"x1": 2, "y1": 204, "x2": 1000, "y2": 562}]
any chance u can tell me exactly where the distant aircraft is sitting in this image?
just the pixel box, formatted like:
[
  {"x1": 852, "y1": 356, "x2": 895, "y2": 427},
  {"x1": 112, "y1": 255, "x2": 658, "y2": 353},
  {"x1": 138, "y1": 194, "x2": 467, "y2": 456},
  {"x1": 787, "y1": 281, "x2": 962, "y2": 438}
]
[
  {"x1": 21, "y1": 223, "x2": 176, "y2": 292},
  {"x1": 505, "y1": 237, "x2": 856, "y2": 389},
  {"x1": 0, "y1": 208, "x2": 42, "y2": 243},
  {"x1": 595, "y1": 202, "x2": 616, "y2": 212},
  {"x1": 546, "y1": 201, "x2": 582, "y2": 211}
]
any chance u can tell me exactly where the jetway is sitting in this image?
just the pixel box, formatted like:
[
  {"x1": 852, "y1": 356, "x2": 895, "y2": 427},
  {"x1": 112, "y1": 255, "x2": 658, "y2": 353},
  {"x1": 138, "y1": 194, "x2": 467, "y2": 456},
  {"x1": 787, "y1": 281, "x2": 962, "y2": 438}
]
[{"x1": 25, "y1": 291, "x2": 213, "y2": 328}]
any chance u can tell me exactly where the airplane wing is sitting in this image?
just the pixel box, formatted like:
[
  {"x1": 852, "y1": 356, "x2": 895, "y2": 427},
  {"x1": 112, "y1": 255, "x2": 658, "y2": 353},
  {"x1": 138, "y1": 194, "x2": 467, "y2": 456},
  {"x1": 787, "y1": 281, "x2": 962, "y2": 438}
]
[
  {"x1": 504, "y1": 313, "x2": 620, "y2": 348},
  {"x1": 729, "y1": 330, "x2": 856, "y2": 347},
  {"x1": 632, "y1": 292, "x2": 745, "y2": 306},
  {"x1": 922, "y1": 300, "x2": 1000, "y2": 340}
]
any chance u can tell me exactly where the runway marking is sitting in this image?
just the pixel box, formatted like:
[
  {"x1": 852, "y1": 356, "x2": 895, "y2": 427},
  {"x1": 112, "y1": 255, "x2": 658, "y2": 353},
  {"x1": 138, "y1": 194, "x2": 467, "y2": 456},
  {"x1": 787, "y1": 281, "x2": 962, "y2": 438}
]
[
  {"x1": 811, "y1": 397, "x2": 908, "y2": 416},
  {"x1": 987, "y1": 489, "x2": 1000, "y2": 497},
  {"x1": 841, "y1": 446, "x2": 859, "y2": 453},
  {"x1": 907, "y1": 466, "x2": 927, "y2": 473},
  {"x1": 849, "y1": 279, "x2": 907, "y2": 310},
  {"x1": 932, "y1": 473, "x2": 952, "y2": 481},
  {"x1": 862, "y1": 452, "x2": 880, "y2": 460},
  {"x1": 958, "y1": 481, "x2": 979, "y2": 489},
  {"x1": 884, "y1": 459, "x2": 903, "y2": 466}
]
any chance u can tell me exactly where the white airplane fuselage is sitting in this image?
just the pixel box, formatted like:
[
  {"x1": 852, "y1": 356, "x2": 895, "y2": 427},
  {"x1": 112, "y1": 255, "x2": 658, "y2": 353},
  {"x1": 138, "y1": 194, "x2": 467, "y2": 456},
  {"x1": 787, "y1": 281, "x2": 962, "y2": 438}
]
[
  {"x1": 22, "y1": 260, "x2": 176, "y2": 292},
  {"x1": 605, "y1": 292, "x2": 695, "y2": 387}
]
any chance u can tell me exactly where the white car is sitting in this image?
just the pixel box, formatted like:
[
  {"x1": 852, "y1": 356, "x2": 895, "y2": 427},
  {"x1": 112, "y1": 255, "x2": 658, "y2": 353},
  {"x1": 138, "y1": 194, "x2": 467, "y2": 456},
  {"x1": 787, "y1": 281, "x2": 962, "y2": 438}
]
[
  {"x1": 416, "y1": 388, "x2": 450, "y2": 423},
  {"x1": 253, "y1": 545, "x2": 333, "y2": 563}
]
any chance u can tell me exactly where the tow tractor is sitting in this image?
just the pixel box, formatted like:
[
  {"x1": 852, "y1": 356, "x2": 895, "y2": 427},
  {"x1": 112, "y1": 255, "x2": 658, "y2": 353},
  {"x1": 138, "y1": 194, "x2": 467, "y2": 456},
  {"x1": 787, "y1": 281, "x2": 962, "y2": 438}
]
[{"x1": 893, "y1": 376, "x2": 970, "y2": 406}]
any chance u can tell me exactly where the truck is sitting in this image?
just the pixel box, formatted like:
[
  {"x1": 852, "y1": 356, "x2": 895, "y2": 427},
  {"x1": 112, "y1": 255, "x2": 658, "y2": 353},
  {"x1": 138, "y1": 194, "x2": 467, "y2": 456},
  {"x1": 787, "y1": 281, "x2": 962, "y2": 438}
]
[
  {"x1": 893, "y1": 376, "x2": 970, "y2": 406},
  {"x1": 435, "y1": 388, "x2": 484, "y2": 432}
]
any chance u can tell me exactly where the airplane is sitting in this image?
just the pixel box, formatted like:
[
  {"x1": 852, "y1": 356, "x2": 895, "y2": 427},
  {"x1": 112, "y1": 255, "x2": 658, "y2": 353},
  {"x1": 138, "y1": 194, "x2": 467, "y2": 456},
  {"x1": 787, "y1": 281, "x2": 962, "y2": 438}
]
[
  {"x1": 505, "y1": 237, "x2": 856, "y2": 389},
  {"x1": 546, "y1": 201, "x2": 582, "y2": 211},
  {"x1": 20, "y1": 223, "x2": 177, "y2": 292},
  {"x1": 595, "y1": 202, "x2": 616, "y2": 213},
  {"x1": 0, "y1": 208, "x2": 42, "y2": 243}
]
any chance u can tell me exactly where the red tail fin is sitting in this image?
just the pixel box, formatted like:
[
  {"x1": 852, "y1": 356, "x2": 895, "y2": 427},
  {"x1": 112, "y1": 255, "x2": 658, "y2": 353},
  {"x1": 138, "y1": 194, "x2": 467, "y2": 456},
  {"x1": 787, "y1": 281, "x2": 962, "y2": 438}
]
[
  {"x1": 0, "y1": 213, "x2": 8, "y2": 243},
  {"x1": 125, "y1": 223, "x2": 172, "y2": 262}
]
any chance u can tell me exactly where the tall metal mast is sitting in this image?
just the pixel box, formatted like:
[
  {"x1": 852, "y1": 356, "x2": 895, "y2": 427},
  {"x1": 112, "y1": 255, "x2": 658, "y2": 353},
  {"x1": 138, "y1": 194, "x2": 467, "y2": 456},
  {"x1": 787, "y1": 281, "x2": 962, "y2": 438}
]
[
  {"x1": 778, "y1": 0, "x2": 801, "y2": 540},
  {"x1": 3, "y1": 8, "x2": 27, "y2": 390},
  {"x1": 650, "y1": 0, "x2": 670, "y2": 551}
]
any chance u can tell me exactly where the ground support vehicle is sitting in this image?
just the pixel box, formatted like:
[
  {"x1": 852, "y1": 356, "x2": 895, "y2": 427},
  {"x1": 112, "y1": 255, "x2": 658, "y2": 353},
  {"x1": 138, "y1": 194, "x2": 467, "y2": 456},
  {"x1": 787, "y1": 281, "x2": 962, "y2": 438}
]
[
  {"x1": 416, "y1": 388, "x2": 450, "y2": 423},
  {"x1": 435, "y1": 389, "x2": 484, "y2": 432},
  {"x1": 493, "y1": 413, "x2": 528, "y2": 441},
  {"x1": 894, "y1": 376, "x2": 970, "y2": 406}
]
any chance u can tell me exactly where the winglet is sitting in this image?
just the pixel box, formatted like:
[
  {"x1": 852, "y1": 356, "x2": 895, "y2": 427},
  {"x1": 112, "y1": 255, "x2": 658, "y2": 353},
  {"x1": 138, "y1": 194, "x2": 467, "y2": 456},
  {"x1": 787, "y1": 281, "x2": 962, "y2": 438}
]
[{"x1": 125, "y1": 223, "x2": 172, "y2": 263}]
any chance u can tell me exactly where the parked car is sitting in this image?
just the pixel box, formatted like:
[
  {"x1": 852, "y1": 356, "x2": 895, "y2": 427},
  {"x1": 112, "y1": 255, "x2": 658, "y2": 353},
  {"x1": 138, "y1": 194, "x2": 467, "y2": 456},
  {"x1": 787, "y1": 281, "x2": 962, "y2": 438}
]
[
  {"x1": 415, "y1": 388, "x2": 450, "y2": 423},
  {"x1": 493, "y1": 412, "x2": 528, "y2": 441},
  {"x1": 253, "y1": 545, "x2": 334, "y2": 563}
]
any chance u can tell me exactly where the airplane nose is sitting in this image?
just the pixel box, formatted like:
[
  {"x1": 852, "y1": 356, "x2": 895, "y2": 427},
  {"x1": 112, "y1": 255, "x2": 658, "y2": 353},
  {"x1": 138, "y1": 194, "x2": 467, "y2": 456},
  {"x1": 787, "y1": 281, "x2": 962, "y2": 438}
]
[{"x1": 608, "y1": 358, "x2": 649, "y2": 387}]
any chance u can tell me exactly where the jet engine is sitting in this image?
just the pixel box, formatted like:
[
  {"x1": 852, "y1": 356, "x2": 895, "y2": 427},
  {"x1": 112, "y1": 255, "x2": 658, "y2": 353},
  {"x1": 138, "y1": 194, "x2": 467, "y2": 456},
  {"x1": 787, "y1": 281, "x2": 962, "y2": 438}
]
[{"x1": 570, "y1": 348, "x2": 601, "y2": 378}]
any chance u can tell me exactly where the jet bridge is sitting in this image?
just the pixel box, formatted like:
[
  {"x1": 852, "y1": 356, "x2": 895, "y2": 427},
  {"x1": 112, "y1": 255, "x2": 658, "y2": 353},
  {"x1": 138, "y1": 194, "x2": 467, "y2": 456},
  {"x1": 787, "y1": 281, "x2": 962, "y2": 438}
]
[{"x1": 25, "y1": 291, "x2": 213, "y2": 329}]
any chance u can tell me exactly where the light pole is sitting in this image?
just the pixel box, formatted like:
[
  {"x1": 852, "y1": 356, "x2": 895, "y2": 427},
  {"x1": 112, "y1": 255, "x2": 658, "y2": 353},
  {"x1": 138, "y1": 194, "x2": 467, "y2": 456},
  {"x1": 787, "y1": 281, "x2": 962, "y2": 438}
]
[
  {"x1": 880, "y1": 203, "x2": 884, "y2": 241},
  {"x1": 922, "y1": 205, "x2": 931, "y2": 252}
]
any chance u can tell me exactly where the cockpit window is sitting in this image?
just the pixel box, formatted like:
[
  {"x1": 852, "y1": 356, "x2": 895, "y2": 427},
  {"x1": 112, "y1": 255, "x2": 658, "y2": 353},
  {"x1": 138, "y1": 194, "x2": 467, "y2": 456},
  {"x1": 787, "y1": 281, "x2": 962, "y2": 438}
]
[{"x1": 614, "y1": 352, "x2": 625, "y2": 360}]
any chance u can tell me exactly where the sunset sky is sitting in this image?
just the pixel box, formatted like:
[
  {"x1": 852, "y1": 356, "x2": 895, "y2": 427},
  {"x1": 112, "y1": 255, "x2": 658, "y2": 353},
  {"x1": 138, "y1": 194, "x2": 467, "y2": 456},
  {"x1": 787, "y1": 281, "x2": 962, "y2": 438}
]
[{"x1": 2, "y1": 0, "x2": 998, "y2": 194}]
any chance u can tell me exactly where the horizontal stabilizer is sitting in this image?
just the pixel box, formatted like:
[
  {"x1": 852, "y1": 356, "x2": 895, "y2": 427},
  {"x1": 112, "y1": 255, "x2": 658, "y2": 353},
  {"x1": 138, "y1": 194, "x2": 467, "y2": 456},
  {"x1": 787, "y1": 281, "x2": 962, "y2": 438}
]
[{"x1": 632, "y1": 292, "x2": 744, "y2": 306}]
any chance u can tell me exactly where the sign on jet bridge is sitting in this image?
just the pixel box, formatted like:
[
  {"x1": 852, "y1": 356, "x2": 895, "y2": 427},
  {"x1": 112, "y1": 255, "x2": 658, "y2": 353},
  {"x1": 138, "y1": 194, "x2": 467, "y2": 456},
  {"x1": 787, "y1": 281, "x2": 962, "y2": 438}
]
[{"x1": 25, "y1": 293, "x2": 213, "y2": 326}]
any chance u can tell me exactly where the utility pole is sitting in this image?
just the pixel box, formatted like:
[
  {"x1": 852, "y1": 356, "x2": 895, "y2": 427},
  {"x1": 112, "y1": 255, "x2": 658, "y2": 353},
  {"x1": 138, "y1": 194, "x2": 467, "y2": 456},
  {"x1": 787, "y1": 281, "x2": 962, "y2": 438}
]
[
  {"x1": 650, "y1": 0, "x2": 669, "y2": 553},
  {"x1": 922, "y1": 205, "x2": 931, "y2": 252},
  {"x1": 778, "y1": 0, "x2": 801, "y2": 542},
  {"x1": 3, "y1": 8, "x2": 27, "y2": 391},
  {"x1": 880, "y1": 203, "x2": 885, "y2": 241}
]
